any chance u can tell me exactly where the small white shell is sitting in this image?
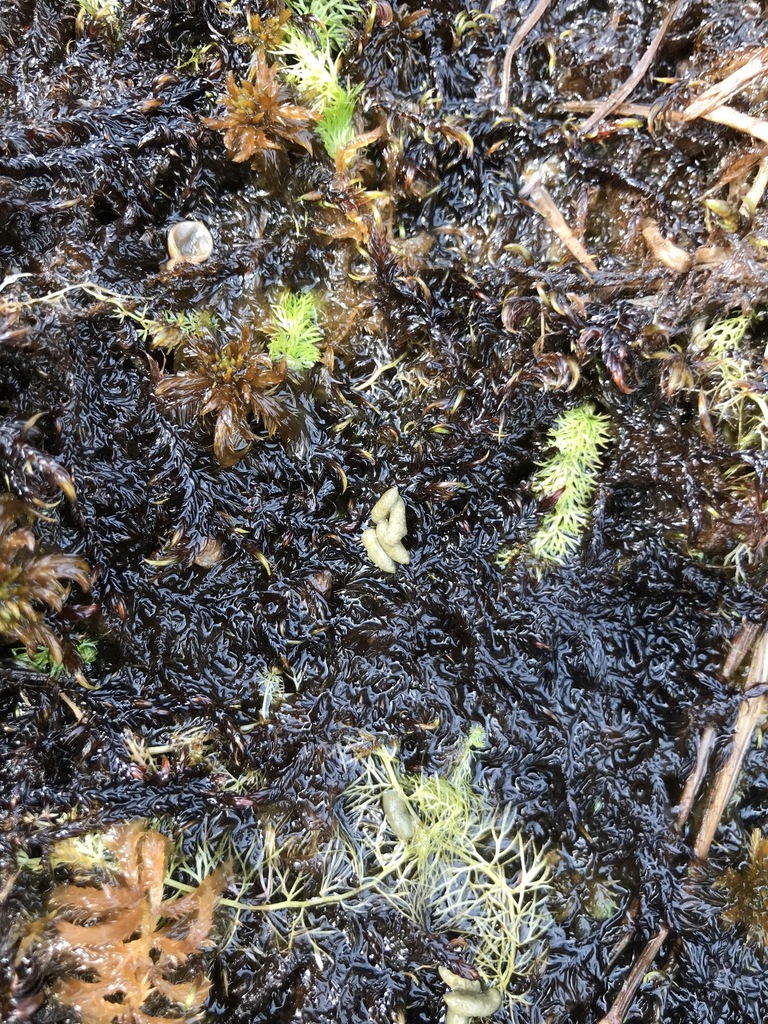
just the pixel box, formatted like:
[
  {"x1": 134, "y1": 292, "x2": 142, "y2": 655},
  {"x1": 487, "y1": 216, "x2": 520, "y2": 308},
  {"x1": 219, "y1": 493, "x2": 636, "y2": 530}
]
[
  {"x1": 382, "y1": 790, "x2": 416, "y2": 841},
  {"x1": 371, "y1": 486, "x2": 400, "y2": 523},
  {"x1": 444, "y1": 989, "x2": 502, "y2": 1018},
  {"x1": 166, "y1": 220, "x2": 214, "y2": 265},
  {"x1": 361, "y1": 527, "x2": 396, "y2": 573}
]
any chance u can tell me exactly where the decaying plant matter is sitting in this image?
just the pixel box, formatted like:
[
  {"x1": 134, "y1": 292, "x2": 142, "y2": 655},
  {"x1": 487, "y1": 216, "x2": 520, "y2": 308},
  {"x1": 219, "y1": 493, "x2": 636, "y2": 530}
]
[
  {"x1": 202, "y1": 53, "x2": 317, "y2": 163},
  {"x1": 156, "y1": 326, "x2": 290, "y2": 467},
  {"x1": 717, "y1": 829, "x2": 768, "y2": 946},
  {"x1": 0, "y1": 494, "x2": 90, "y2": 664},
  {"x1": 21, "y1": 821, "x2": 225, "y2": 1024}
]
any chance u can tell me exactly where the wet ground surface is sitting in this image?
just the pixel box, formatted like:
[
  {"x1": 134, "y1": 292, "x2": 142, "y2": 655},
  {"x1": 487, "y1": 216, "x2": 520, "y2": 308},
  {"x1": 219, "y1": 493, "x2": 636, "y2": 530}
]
[{"x1": 1, "y1": 2, "x2": 768, "y2": 1022}]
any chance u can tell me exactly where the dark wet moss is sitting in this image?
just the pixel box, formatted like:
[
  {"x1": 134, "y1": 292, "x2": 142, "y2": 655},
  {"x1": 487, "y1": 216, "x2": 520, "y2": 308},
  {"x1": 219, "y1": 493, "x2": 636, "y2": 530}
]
[{"x1": 2, "y1": 1, "x2": 768, "y2": 1022}]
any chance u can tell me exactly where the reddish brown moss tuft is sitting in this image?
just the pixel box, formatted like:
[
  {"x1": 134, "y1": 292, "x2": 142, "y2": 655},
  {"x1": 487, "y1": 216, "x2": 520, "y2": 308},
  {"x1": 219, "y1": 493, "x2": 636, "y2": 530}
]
[
  {"x1": 156, "y1": 326, "x2": 290, "y2": 466},
  {"x1": 0, "y1": 494, "x2": 90, "y2": 664},
  {"x1": 47, "y1": 822, "x2": 226, "y2": 1024},
  {"x1": 202, "y1": 54, "x2": 318, "y2": 163}
]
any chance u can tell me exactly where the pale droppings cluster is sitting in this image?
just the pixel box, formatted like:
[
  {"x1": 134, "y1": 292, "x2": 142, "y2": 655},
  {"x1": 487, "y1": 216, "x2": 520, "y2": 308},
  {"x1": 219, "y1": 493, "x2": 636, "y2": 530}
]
[
  {"x1": 439, "y1": 967, "x2": 502, "y2": 1024},
  {"x1": 360, "y1": 486, "x2": 409, "y2": 573}
]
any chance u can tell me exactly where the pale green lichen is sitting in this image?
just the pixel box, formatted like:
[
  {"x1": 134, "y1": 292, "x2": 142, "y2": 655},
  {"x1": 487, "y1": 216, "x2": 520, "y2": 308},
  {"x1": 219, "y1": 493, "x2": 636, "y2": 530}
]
[
  {"x1": 529, "y1": 404, "x2": 612, "y2": 566},
  {"x1": 692, "y1": 311, "x2": 768, "y2": 450}
]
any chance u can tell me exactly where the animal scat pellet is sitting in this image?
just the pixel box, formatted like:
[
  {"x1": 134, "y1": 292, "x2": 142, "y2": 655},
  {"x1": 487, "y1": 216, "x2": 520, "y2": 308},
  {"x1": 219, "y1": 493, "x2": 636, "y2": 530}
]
[
  {"x1": 374, "y1": 520, "x2": 410, "y2": 563},
  {"x1": 444, "y1": 989, "x2": 502, "y2": 1017},
  {"x1": 385, "y1": 497, "x2": 407, "y2": 541},
  {"x1": 438, "y1": 968, "x2": 482, "y2": 993},
  {"x1": 444, "y1": 1011, "x2": 468, "y2": 1024},
  {"x1": 360, "y1": 528, "x2": 397, "y2": 573},
  {"x1": 370, "y1": 486, "x2": 400, "y2": 523},
  {"x1": 380, "y1": 535, "x2": 410, "y2": 565},
  {"x1": 382, "y1": 789, "x2": 416, "y2": 841}
]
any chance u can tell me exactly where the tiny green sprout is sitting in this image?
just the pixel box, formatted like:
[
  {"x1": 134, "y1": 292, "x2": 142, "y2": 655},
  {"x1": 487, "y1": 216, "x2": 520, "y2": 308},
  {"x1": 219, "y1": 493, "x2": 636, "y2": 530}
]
[
  {"x1": 529, "y1": 404, "x2": 612, "y2": 566},
  {"x1": 149, "y1": 309, "x2": 220, "y2": 352},
  {"x1": 75, "y1": 0, "x2": 122, "y2": 39},
  {"x1": 267, "y1": 290, "x2": 323, "y2": 370},
  {"x1": 13, "y1": 636, "x2": 98, "y2": 681},
  {"x1": 258, "y1": 666, "x2": 286, "y2": 719},
  {"x1": 176, "y1": 43, "x2": 216, "y2": 74},
  {"x1": 276, "y1": 0, "x2": 363, "y2": 158},
  {"x1": 316, "y1": 83, "x2": 361, "y2": 158}
]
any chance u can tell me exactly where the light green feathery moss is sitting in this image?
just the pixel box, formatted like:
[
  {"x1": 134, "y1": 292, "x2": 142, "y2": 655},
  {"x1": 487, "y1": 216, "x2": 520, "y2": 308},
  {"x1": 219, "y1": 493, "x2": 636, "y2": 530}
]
[
  {"x1": 341, "y1": 730, "x2": 550, "y2": 1005},
  {"x1": 529, "y1": 403, "x2": 612, "y2": 566},
  {"x1": 275, "y1": 0, "x2": 362, "y2": 158},
  {"x1": 267, "y1": 290, "x2": 323, "y2": 370}
]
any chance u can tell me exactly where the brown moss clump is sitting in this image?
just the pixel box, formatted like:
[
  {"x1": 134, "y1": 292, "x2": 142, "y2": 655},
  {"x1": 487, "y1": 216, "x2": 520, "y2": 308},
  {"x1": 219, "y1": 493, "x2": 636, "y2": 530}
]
[
  {"x1": 40, "y1": 822, "x2": 225, "y2": 1024},
  {"x1": 0, "y1": 494, "x2": 90, "y2": 664},
  {"x1": 156, "y1": 326, "x2": 290, "y2": 466},
  {"x1": 717, "y1": 829, "x2": 768, "y2": 946},
  {"x1": 202, "y1": 53, "x2": 318, "y2": 162}
]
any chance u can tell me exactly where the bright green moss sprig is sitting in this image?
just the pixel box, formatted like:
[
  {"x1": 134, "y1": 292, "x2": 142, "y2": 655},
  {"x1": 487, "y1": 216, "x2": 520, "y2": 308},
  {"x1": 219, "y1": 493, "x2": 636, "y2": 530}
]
[
  {"x1": 13, "y1": 636, "x2": 98, "y2": 679},
  {"x1": 267, "y1": 290, "x2": 323, "y2": 370},
  {"x1": 529, "y1": 404, "x2": 612, "y2": 566},
  {"x1": 275, "y1": 0, "x2": 362, "y2": 158},
  {"x1": 316, "y1": 84, "x2": 362, "y2": 159}
]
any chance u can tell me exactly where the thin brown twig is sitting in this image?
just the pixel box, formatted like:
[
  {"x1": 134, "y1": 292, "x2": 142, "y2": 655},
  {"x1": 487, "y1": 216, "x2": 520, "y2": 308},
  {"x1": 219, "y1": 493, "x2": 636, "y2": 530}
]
[
  {"x1": 693, "y1": 630, "x2": 768, "y2": 859},
  {"x1": 499, "y1": 0, "x2": 554, "y2": 108},
  {"x1": 674, "y1": 726, "x2": 717, "y2": 829},
  {"x1": 563, "y1": 99, "x2": 768, "y2": 146},
  {"x1": 520, "y1": 172, "x2": 597, "y2": 273},
  {"x1": 682, "y1": 47, "x2": 768, "y2": 121},
  {"x1": 597, "y1": 924, "x2": 670, "y2": 1024},
  {"x1": 598, "y1": 625, "x2": 768, "y2": 1024},
  {"x1": 580, "y1": 0, "x2": 684, "y2": 133}
]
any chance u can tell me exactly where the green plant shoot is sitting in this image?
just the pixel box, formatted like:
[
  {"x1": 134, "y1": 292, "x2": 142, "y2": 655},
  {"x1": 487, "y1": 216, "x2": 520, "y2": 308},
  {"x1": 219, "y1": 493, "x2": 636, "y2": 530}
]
[
  {"x1": 267, "y1": 291, "x2": 323, "y2": 370},
  {"x1": 529, "y1": 403, "x2": 612, "y2": 565},
  {"x1": 276, "y1": 0, "x2": 362, "y2": 158}
]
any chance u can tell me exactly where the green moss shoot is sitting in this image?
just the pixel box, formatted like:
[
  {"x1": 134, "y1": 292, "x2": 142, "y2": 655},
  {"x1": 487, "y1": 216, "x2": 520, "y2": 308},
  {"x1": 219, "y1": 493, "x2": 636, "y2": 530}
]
[
  {"x1": 13, "y1": 636, "x2": 98, "y2": 680},
  {"x1": 276, "y1": 0, "x2": 362, "y2": 158},
  {"x1": 316, "y1": 83, "x2": 360, "y2": 158},
  {"x1": 529, "y1": 403, "x2": 612, "y2": 566},
  {"x1": 267, "y1": 290, "x2": 323, "y2": 371},
  {"x1": 287, "y1": 0, "x2": 361, "y2": 50}
]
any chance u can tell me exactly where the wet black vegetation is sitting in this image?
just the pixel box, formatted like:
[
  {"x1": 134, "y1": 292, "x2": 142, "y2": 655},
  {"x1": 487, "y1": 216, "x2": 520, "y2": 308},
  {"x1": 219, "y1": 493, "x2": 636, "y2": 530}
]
[{"x1": 2, "y1": 1, "x2": 768, "y2": 1023}]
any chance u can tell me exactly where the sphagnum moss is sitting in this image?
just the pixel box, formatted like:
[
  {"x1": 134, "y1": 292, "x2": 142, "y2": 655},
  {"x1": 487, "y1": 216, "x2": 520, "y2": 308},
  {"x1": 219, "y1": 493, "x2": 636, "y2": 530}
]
[
  {"x1": 275, "y1": 0, "x2": 363, "y2": 158},
  {"x1": 529, "y1": 403, "x2": 612, "y2": 567},
  {"x1": 266, "y1": 290, "x2": 324, "y2": 371}
]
